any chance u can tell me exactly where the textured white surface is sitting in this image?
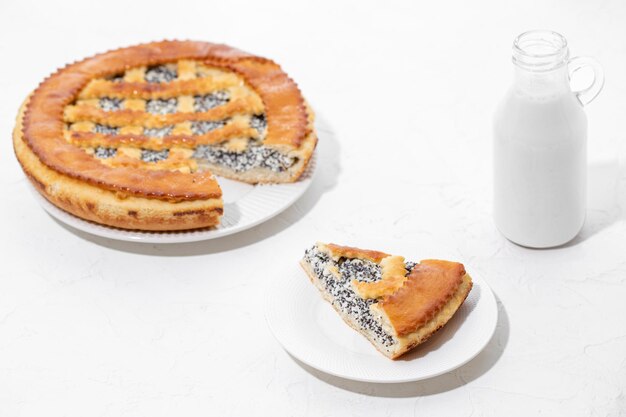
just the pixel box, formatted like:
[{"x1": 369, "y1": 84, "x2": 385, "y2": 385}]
[
  {"x1": 1, "y1": 0, "x2": 626, "y2": 416},
  {"x1": 266, "y1": 260, "x2": 497, "y2": 382}
]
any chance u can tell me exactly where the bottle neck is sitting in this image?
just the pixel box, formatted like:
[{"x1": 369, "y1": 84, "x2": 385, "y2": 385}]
[
  {"x1": 511, "y1": 30, "x2": 571, "y2": 97},
  {"x1": 513, "y1": 65, "x2": 570, "y2": 97}
]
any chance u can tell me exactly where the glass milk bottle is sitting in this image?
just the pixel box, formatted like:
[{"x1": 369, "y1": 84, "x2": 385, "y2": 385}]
[{"x1": 493, "y1": 30, "x2": 604, "y2": 248}]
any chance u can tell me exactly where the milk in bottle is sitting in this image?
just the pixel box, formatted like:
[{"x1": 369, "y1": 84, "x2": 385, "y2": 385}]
[{"x1": 493, "y1": 30, "x2": 603, "y2": 248}]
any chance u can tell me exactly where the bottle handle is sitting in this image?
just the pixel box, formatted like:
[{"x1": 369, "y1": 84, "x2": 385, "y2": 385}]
[{"x1": 568, "y1": 56, "x2": 604, "y2": 106}]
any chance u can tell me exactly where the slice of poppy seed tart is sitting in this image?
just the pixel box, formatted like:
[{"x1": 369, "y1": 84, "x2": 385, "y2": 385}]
[{"x1": 300, "y1": 242, "x2": 473, "y2": 359}]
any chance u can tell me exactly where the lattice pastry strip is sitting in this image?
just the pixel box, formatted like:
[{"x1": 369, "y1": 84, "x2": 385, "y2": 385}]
[
  {"x1": 65, "y1": 118, "x2": 258, "y2": 151},
  {"x1": 124, "y1": 67, "x2": 145, "y2": 82},
  {"x1": 124, "y1": 99, "x2": 146, "y2": 111},
  {"x1": 177, "y1": 60, "x2": 197, "y2": 80},
  {"x1": 78, "y1": 73, "x2": 242, "y2": 100},
  {"x1": 98, "y1": 146, "x2": 197, "y2": 172},
  {"x1": 65, "y1": 95, "x2": 262, "y2": 127},
  {"x1": 177, "y1": 95, "x2": 195, "y2": 113},
  {"x1": 73, "y1": 85, "x2": 252, "y2": 114}
]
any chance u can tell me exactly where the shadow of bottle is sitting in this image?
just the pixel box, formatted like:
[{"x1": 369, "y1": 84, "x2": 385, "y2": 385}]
[{"x1": 548, "y1": 157, "x2": 625, "y2": 248}]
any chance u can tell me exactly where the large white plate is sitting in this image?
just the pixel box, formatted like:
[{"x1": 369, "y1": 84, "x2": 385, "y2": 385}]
[
  {"x1": 265, "y1": 243, "x2": 498, "y2": 383},
  {"x1": 30, "y1": 154, "x2": 316, "y2": 243}
]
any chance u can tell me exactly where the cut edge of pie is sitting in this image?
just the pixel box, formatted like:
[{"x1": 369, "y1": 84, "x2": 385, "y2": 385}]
[
  {"x1": 300, "y1": 242, "x2": 473, "y2": 359},
  {"x1": 13, "y1": 99, "x2": 223, "y2": 231},
  {"x1": 13, "y1": 40, "x2": 317, "y2": 231}
]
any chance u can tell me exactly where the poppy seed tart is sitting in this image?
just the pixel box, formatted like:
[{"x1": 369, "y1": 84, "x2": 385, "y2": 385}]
[
  {"x1": 13, "y1": 40, "x2": 317, "y2": 230},
  {"x1": 300, "y1": 242, "x2": 473, "y2": 359}
]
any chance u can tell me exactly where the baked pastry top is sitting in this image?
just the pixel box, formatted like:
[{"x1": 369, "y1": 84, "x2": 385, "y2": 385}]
[
  {"x1": 301, "y1": 242, "x2": 473, "y2": 359},
  {"x1": 14, "y1": 41, "x2": 317, "y2": 230}
]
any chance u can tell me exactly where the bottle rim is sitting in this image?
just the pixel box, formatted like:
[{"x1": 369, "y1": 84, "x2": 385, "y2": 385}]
[{"x1": 512, "y1": 30, "x2": 569, "y2": 72}]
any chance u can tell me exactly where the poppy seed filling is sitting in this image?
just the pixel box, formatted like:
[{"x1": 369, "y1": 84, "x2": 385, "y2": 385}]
[
  {"x1": 303, "y1": 246, "x2": 417, "y2": 348},
  {"x1": 146, "y1": 98, "x2": 178, "y2": 114},
  {"x1": 93, "y1": 124, "x2": 119, "y2": 135},
  {"x1": 250, "y1": 114, "x2": 267, "y2": 136},
  {"x1": 99, "y1": 97, "x2": 123, "y2": 111},
  {"x1": 194, "y1": 91, "x2": 230, "y2": 112},
  {"x1": 144, "y1": 126, "x2": 173, "y2": 138},
  {"x1": 191, "y1": 120, "x2": 226, "y2": 135},
  {"x1": 141, "y1": 149, "x2": 170, "y2": 163},
  {"x1": 193, "y1": 144, "x2": 296, "y2": 173},
  {"x1": 145, "y1": 65, "x2": 177, "y2": 83},
  {"x1": 94, "y1": 146, "x2": 117, "y2": 159}
]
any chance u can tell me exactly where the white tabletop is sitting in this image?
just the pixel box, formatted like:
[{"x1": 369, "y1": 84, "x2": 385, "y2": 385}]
[{"x1": 1, "y1": 1, "x2": 625, "y2": 415}]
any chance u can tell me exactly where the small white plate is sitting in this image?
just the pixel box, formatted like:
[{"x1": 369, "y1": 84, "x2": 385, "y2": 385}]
[
  {"x1": 30, "y1": 154, "x2": 316, "y2": 243},
  {"x1": 265, "y1": 243, "x2": 498, "y2": 383}
]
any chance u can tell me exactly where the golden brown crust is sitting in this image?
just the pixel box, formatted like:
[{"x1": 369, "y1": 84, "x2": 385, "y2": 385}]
[
  {"x1": 21, "y1": 40, "x2": 311, "y2": 203},
  {"x1": 377, "y1": 259, "x2": 466, "y2": 337},
  {"x1": 388, "y1": 274, "x2": 473, "y2": 359},
  {"x1": 14, "y1": 100, "x2": 223, "y2": 231},
  {"x1": 323, "y1": 243, "x2": 390, "y2": 263},
  {"x1": 66, "y1": 121, "x2": 259, "y2": 150},
  {"x1": 64, "y1": 96, "x2": 263, "y2": 128}
]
